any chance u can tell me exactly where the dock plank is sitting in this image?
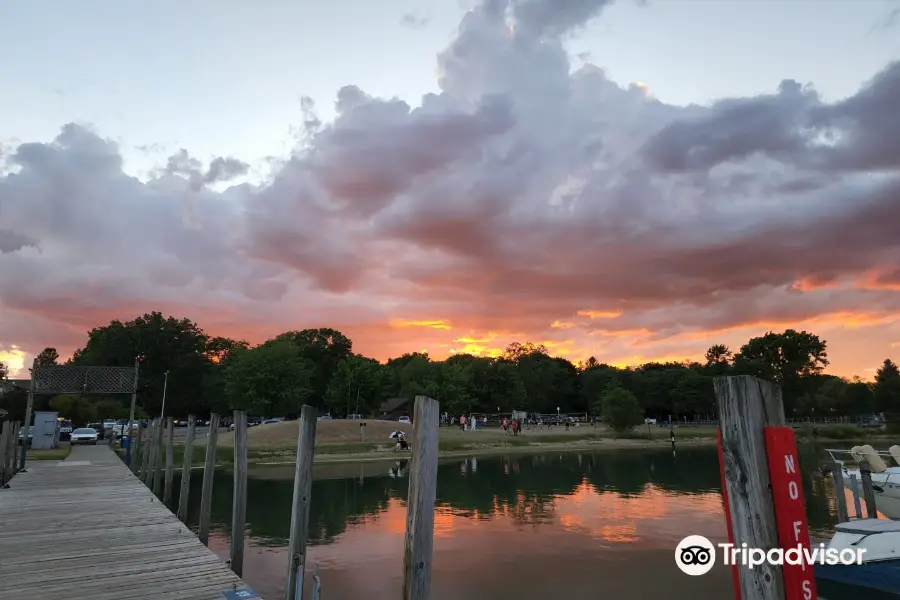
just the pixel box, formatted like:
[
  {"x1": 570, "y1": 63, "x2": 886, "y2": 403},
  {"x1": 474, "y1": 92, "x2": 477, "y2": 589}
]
[{"x1": 0, "y1": 444, "x2": 259, "y2": 600}]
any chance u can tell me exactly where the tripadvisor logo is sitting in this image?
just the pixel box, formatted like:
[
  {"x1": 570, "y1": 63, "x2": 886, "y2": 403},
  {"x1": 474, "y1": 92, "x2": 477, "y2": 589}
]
[
  {"x1": 676, "y1": 535, "x2": 716, "y2": 576},
  {"x1": 675, "y1": 535, "x2": 866, "y2": 576}
]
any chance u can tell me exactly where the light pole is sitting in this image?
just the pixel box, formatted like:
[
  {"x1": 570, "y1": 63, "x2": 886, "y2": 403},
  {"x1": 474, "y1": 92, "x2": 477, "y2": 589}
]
[
  {"x1": 159, "y1": 371, "x2": 169, "y2": 420},
  {"x1": 557, "y1": 406, "x2": 560, "y2": 419}
]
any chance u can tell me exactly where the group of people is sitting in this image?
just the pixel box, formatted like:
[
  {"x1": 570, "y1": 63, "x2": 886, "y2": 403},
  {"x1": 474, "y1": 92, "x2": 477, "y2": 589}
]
[
  {"x1": 454, "y1": 414, "x2": 487, "y2": 431},
  {"x1": 501, "y1": 418, "x2": 522, "y2": 436}
]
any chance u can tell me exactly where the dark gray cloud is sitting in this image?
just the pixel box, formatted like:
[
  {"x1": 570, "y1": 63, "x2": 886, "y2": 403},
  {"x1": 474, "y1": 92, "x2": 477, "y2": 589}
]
[{"x1": 1, "y1": 0, "x2": 899, "y2": 371}]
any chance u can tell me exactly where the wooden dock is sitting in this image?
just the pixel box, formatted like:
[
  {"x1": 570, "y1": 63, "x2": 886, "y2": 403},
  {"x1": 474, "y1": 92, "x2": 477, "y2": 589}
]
[{"x1": 0, "y1": 444, "x2": 260, "y2": 600}]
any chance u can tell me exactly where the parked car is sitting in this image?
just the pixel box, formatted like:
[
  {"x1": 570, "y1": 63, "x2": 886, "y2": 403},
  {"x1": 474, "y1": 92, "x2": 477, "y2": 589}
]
[
  {"x1": 398, "y1": 416, "x2": 411, "y2": 424},
  {"x1": 58, "y1": 419, "x2": 73, "y2": 441},
  {"x1": 18, "y1": 426, "x2": 34, "y2": 446},
  {"x1": 71, "y1": 428, "x2": 99, "y2": 445},
  {"x1": 262, "y1": 418, "x2": 283, "y2": 424},
  {"x1": 317, "y1": 415, "x2": 333, "y2": 422},
  {"x1": 348, "y1": 413, "x2": 363, "y2": 420},
  {"x1": 86, "y1": 423, "x2": 107, "y2": 440}
]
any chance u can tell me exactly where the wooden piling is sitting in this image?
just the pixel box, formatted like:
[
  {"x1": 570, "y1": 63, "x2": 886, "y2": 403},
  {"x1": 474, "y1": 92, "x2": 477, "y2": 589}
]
[
  {"x1": 831, "y1": 462, "x2": 849, "y2": 523},
  {"x1": 7, "y1": 421, "x2": 18, "y2": 479},
  {"x1": 12, "y1": 421, "x2": 21, "y2": 478},
  {"x1": 859, "y1": 461, "x2": 878, "y2": 518},
  {"x1": 150, "y1": 419, "x2": 160, "y2": 487},
  {"x1": 714, "y1": 376, "x2": 786, "y2": 600},
  {"x1": 163, "y1": 417, "x2": 175, "y2": 504},
  {"x1": 230, "y1": 410, "x2": 248, "y2": 577},
  {"x1": 19, "y1": 359, "x2": 36, "y2": 471},
  {"x1": 848, "y1": 472, "x2": 863, "y2": 519},
  {"x1": 176, "y1": 415, "x2": 196, "y2": 522},
  {"x1": 284, "y1": 405, "x2": 318, "y2": 600},
  {"x1": 152, "y1": 420, "x2": 164, "y2": 496},
  {"x1": 198, "y1": 413, "x2": 220, "y2": 546},
  {"x1": 142, "y1": 420, "x2": 156, "y2": 483},
  {"x1": 144, "y1": 419, "x2": 154, "y2": 486},
  {"x1": 0, "y1": 422, "x2": 9, "y2": 484},
  {"x1": 402, "y1": 396, "x2": 440, "y2": 600},
  {"x1": 131, "y1": 423, "x2": 142, "y2": 474}
]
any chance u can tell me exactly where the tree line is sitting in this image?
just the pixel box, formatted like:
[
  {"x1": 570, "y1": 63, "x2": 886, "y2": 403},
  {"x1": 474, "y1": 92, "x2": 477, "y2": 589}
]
[{"x1": 1, "y1": 312, "x2": 898, "y2": 427}]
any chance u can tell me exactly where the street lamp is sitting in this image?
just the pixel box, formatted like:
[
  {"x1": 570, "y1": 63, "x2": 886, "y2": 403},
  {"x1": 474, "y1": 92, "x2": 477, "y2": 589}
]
[
  {"x1": 159, "y1": 371, "x2": 169, "y2": 419},
  {"x1": 557, "y1": 406, "x2": 560, "y2": 419}
]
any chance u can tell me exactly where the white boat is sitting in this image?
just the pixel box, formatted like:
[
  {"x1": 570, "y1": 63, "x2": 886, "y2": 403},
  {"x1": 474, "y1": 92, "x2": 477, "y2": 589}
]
[
  {"x1": 825, "y1": 445, "x2": 900, "y2": 520},
  {"x1": 817, "y1": 518, "x2": 900, "y2": 599}
]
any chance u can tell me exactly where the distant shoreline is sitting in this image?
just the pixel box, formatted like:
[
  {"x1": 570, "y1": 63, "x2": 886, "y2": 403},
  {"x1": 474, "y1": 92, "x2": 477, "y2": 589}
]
[{"x1": 113, "y1": 423, "x2": 896, "y2": 470}]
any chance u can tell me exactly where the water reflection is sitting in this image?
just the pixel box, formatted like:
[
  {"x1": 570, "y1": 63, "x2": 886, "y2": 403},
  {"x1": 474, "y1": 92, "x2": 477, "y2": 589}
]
[{"x1": 172, "y1": 443, "x2": 842, "y2": 600}]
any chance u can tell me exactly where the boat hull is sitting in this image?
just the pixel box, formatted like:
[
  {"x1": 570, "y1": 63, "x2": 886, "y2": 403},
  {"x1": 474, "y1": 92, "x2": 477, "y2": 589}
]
[{"x1": 816, "y1": 560, "x2": 900, "y2": 599}]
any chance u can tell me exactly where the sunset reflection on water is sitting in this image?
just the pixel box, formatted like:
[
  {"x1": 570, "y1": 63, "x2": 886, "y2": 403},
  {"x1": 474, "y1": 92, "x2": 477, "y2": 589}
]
[{"x1": 197, "y1": 448, "x2": 747, "y2": 600}]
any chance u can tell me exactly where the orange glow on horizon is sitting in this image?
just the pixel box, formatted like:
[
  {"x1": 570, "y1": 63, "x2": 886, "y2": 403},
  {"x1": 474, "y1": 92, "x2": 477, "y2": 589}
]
[
  {"x1": 0, "y1": 346, "x2": 26, "y2": 376},
  {"x1": 576, "y1": 310, "x2": 622, "y2": 319},
  {"x1": 389, "y1": 319, "x2": 453, "y2": 330}
]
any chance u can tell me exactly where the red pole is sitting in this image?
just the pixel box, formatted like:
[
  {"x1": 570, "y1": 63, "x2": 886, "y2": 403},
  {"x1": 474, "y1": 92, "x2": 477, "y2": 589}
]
[{"x1": 717, "y1": 430, "x2": 742, "y2": 600}]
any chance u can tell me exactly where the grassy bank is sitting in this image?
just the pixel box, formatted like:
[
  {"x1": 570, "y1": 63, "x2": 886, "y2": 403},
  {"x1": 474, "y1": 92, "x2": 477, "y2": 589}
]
[
  {"x1": 114, "y1": 420, "x2": 894, "y2": 469},
  {"x1": 27, "y1": 446, "x2": 72, "y2": 460},
  {"x1": 118, "y1": 421, "x2": 718, "y2": 468}
]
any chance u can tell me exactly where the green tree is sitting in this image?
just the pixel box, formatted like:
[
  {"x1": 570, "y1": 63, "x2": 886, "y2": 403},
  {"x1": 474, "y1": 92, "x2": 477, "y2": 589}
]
[
  {"x1": 275, "y1": 328, "x2": 353, "y2": 409},
  {"x1": 596, "y1": 387, "x2": 644, "y2": 433},
  {"x1": 733, "y1": 330, "x2": 829, "y2": 414},
  {"x1": 671, "y1": 370, "x2": 716, "y2": 417},
  {"x1": 580, "y1": 364, "x2": 622, "y2": 413},
  {"x1": 874, "y1": 359, "x2": 900, "y2": 423},
  {"x1": 733, "y1": 330, "x2": 828, "y2": 383},
  {"x1": 36, "y1": 347, "x2": 60, "y2": 366},
  {"x1": 71, "y1": 312, "x2": 215, "y2": 417},
  {"x1": 0, "y1": 360, "x2": 7, "y2": 379},
  {"x1": 224, "y1": 340, "x2": 316, "y2": 417},
  {"x1": 703, "y1": 344, "x2": 733, "y2": 376},
  {"x1": 325, "y1": 354, "x2": 390, "y2": 417},
  {"x1": 484, "y1": 359, "x2": 527, "y2": 413},
  {"x1": 49, "y1": 394, "x2": 97, "y2": 426}
]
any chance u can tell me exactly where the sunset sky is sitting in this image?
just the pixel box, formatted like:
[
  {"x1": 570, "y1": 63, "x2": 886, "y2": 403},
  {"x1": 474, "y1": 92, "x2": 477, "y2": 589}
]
[{"x1": 2, "y1": 0, "x2": 900, "y2": 379}]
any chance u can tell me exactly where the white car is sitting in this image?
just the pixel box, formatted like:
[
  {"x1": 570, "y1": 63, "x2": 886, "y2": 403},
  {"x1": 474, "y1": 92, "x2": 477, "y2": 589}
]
[
  {"x1": 71, "y1": 428, "x2": 99, "y2": 445},
  {"x1": 398, "y1": 416, "x2": 411, "y2": 424}
]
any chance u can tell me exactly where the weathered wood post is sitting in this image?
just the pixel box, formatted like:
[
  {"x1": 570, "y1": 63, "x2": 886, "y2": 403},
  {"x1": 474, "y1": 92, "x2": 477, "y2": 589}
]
[
  {"x1": 716, "y1": 375, "x2": 814, "y2": 600},
  {"x1": 131, "y1": 422, "x2": 142, "y2": 475},
  {"x1": 18, "y1": 358, "x2": 37, "y2": 471},
  {"x1": 163, "y1": 417, "x2": 175, "y2": 504},
  {"x1": 125, "y1": 359, "x2": 140, "y2": 466},
  {"x1": 848, "y1": 472, "x2": 863, "y2": 520},
  {"x1": 0, "y1": 422, "x2": 9, "y2": 484},
  {"x1": 140, "y1": 419, "x2": 154, "y2": 484},
  {"x1": 831, "y1": 462, "x2": 849, "y2": 523},
  {"x1": 152, "y1": 421, "x2": 164, "y2": 496},
  {"x1": 12, "y1": 421, "x2": 21, "y2": 478},
  {"x1": 176, "y1": 415, "x2": 196, "y2": 521},
  {"x1": 284, "y1": 405, "x2": 318, "y2": 600},
  {"x1": 231, "y1": 410, "x2": 249, "y2": 577},
  {"x1": 198, "y1": 413, "x2": 220, "y2": 546},
  {"x1": 402, "y1": 396, "x2": 440, "y2": 600},
  {"x1": 859, "y1": 461, "x2": 878, "y2": 518}
]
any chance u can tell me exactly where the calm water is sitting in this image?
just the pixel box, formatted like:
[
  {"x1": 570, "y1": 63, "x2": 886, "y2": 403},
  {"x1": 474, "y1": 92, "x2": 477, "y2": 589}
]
[{"x1": 171, "y1": 444, "x2": 841, "y2": 600}]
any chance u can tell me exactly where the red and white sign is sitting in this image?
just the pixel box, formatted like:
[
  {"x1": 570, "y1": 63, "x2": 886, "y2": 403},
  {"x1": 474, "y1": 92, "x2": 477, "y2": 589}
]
[
  {"x1": 717, "y1": 430, "x2": 742, "y2": 600},
  {"x1": 764, "y1": 426, "x2": 818, "y2": 600}
]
